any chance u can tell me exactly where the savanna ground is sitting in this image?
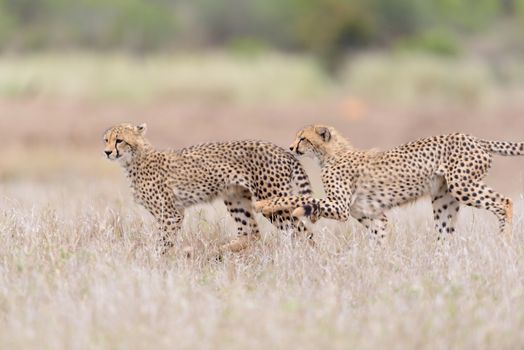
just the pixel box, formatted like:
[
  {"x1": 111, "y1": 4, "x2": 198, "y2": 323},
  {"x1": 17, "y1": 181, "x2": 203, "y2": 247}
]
[{"x1": 1, "y1": 52, "x2": 524, "y2": 349}]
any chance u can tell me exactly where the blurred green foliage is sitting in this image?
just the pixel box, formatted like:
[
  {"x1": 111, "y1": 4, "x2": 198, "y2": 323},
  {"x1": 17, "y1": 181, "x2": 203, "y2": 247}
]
[
  {"x1": 0, "y1": 0, "x2": 520, "y2": 62},
  {"x1": 396, "y1": 29, "x2": 460, "y2": 56},
  {"x1": 1, "y1": 0, "x2": 177, "y2": 51}
]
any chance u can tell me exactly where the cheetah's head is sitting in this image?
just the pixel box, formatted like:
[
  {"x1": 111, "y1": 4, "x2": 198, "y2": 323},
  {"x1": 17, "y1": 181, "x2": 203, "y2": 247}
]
[
  {"x1": 103, "y1": 123, "x2": 148, "y2": 163},
  {"x1": 289, "y1": 124, "x2": 347, "y2": 158}
]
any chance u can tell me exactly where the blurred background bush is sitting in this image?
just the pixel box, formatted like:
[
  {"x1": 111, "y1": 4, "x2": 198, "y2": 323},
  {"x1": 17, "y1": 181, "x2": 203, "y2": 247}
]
[
  {"x1": 0, "y1": 0, "x2": 520, "y2": 59},
  {"x1": 0, "y1": 1, "x2": 517, "y2": 54}
]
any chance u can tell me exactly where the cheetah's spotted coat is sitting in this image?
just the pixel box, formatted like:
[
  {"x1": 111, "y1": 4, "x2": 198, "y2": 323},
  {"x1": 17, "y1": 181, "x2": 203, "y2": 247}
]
[
  {"x1": 256, "y1": 125, "x2": 522, "y2": 240},
  {"x1": 103, "y1": 123, "x2": 312, "y2": 253}
]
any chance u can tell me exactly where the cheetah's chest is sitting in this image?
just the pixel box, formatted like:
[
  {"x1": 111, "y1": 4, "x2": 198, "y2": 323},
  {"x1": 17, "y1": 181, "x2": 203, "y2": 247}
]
[{"x1": 130, "y1": 181, "x2": 157, "y2": 207}]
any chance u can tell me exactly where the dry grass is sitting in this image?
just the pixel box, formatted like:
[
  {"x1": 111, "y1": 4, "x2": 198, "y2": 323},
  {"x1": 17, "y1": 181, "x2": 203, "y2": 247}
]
[{"x1": 1, "y1": 176, "x2": 523, "y2": 350}]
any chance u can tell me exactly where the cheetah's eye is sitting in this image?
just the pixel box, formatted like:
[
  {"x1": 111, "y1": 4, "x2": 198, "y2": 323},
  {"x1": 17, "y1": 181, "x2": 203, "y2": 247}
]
[
  {"x1": 104, "y1": 138, "x2": 108, "y2": 143},
  {"x1": 116, "y1": 139, "x2": 123, "y2": 144}
]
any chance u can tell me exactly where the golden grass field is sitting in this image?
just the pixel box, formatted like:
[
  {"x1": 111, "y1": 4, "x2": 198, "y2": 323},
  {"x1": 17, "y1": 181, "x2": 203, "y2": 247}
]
[
  {"x1": 1, "y1": 175, "x2": 524, "y2": 349},
  {"x1": 1, "y1": 53, "x2": 524, "y2": 349}
]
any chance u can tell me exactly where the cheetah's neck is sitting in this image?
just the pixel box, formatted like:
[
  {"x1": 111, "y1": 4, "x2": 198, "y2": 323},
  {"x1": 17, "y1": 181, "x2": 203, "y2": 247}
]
[
  {"x1": 316, "y1": 136, "x2": 353, "y2": 166},
  {"x1": 120, "y1": 146, "x2": 155, "y2": 175}
]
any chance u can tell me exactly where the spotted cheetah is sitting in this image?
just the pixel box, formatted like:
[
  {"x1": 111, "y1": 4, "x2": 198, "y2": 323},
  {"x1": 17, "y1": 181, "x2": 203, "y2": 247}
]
[
  {"x1": 255, "y1": 124, "x2": 522, "y2": 241},
  {"x1": 103, "y1": 123, "x2": 312, "y2": 254}
]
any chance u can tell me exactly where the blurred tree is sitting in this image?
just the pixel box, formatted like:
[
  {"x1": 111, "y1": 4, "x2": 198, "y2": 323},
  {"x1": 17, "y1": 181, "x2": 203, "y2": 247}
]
[
  {"x1": 371, "y1": 0, "x2": 431, "y2": 39},
  {"x1": 289, "y1": 0, "x2": 375, "y2": 68},
  {"x1": 0, "y1": 1, "x2": 16, "y2": 48},
  {"x1": 515, "y1": 0, "x2": 524, "y2": 28},
  {"x1": 0, "y1": 0, "x2": 178, "y2": 52},
  {"x1": 0, "y1": 0, "x2": 518, "y2": 62}
]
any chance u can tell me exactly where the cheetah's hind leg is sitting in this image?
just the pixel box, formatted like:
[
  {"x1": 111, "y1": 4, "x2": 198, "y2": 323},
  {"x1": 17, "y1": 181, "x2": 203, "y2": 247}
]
[
  {"x1": 220, "y1": 187, "x2": 261, "y2": 253},
  {"x1": 261, "y1": 207, "x2": 315, "y2": 245},
  {"x1": 446, "y1": 179, "x2": 513, "y2": 237},
  {"x1": 431, "y1": 185, "x2": 460, "y2": 241},
  {"x1": 355, "y1": 214, "x2": 389, "y2": 244}
]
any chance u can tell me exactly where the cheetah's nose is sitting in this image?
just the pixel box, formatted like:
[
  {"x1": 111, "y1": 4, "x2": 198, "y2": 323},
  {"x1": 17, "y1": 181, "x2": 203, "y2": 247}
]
[
  {"x1": 289, "y1": 147, "x2": 294, "y2": 151},
  {"x1": 104, "y1": 150, "x2": 112, "y2": 157}
]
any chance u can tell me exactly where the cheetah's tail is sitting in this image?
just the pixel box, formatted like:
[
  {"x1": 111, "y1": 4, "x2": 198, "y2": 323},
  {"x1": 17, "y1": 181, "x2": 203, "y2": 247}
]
[
  {"x1": 479, "y1": 139, "x2": 524, "y2": 156},
  {"x1": 291, "y1": 161, "x2": 313, "y2": 196}
]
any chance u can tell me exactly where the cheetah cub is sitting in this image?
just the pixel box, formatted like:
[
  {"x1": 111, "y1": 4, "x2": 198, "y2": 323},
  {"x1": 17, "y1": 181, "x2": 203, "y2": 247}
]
[
  {"x1": 256, "y1": 124, "x2": 522, "y2": 241},
  {"x1": 103, "y1": 123, "x2": 312, "y2": 254}
]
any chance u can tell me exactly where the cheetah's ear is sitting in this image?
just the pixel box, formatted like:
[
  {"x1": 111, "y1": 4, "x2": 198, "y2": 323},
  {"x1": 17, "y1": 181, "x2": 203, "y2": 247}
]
[
  {"x1": 136, "y1": 123, "x2": 147, "y2": 136},
  {"x1": 315, "y1": 126, "x2": 331, "y2": 142}
]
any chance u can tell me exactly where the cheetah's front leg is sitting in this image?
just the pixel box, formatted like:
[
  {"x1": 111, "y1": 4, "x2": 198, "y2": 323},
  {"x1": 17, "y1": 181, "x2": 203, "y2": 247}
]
[
  {"x1": 255, "y1": 195, "x2": 351, "y2": 223},
  {"x1": 255, "y1": 196, "x2": 312, "y2": 216},
  {"x1": 254, "y1": 196, "x2": 320, "y2": 222},
  {"x1": 293, "y1": 197, "x2": 351, "y2": 222},
  {"x1": 156, "y1": 209, "x2": 184, "y2": 255}
]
